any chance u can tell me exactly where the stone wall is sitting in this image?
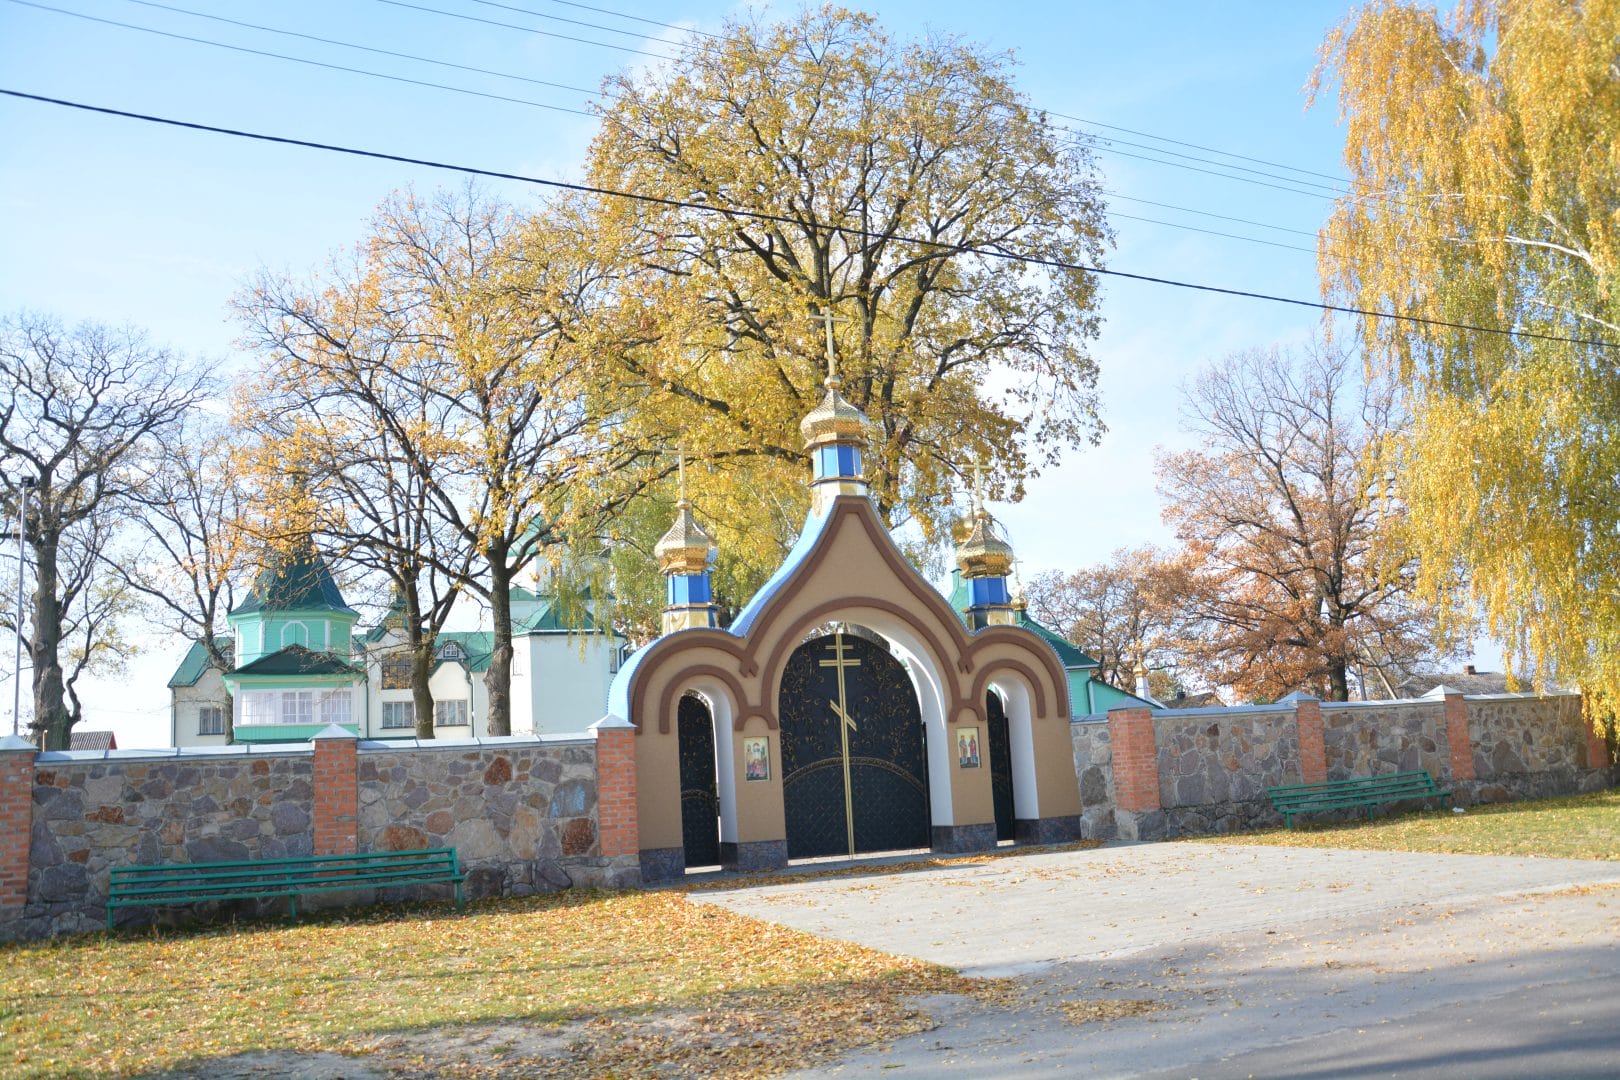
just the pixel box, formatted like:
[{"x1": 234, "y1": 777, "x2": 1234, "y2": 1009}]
[
  {"x1": 1, "y1": 731, "x2": 636, "y2": 942},
  {"x1": 1087, "y1": 692, "x2": 1613, "y2": 843},
  {"x1": 1069, "y1": 721, "x2": 1114, "y2": 840},
  {"x1": 1464, "y1": 694, "x2": 1607, "y2": 801},
  {"x1": 1322, "y1": 701, "x2": 1451, "y2": 781},
  {"x1": 355, "y1": 741, "x2": 630, "y2": 898},
  {"x1": 1154, "y1": 706, "x2": 1300, "y2": 836},
  {"x1": 21, "y1": 748, "x2": 314, "y2": 939}
]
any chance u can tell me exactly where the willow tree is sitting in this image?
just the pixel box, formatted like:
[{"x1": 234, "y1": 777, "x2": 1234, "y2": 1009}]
[
  {"x1": 585, "y1": 6, "x2": 1110, "y2": 596},
  {"x1": 1313, "y1": 0, "x2": 1620, "y2": 725}
]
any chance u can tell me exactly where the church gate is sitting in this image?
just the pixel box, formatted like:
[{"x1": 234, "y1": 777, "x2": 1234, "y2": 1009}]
[
  {"x1": 778, "y1": 630, "x2": 930, "y2": 859},
  {"x1": 986, "y1": 690, "x2": 1016, "y2": 842},
  {"x1": 677, "y1": 694, "x2": 721, "y2": 868}
]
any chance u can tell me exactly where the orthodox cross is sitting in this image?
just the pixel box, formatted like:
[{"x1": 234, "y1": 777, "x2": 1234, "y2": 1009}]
[
  {"x1": 809, "y1": 307, "x2": 850, "y2": 384},
  {"x1": 968, "y1": 455, "x2": 990, "y2": 513},
  {"x1": 820, "y1": 630, "x2": 861, "y2": 855},
  {"x1": 676, "y1": 447, "x2": 687, "y2": 502}
]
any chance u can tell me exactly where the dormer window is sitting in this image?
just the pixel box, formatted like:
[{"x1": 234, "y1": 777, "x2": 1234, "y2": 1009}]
[{"x1": 439, "y1": 641, "x2": 464, "y2": 661}]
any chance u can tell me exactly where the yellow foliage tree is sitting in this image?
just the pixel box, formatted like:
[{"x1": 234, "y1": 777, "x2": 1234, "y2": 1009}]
[
  {"x1": 1313, "y1": 0, "x2": 1620, "y2": 730},
  {"x1": 584, "y1": 6, "x2": 1111, "y2": 602}
]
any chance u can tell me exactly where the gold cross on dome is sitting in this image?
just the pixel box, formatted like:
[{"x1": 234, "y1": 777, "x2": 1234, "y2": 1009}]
[
  {"x1": 809, "y1": 306, "x2": 850, "y2": 384},
  {"x1": 968, "y1": 455, "x2": 990, "y2": 513}
]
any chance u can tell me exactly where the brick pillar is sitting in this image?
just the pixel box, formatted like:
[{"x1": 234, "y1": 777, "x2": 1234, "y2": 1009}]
[
  {"x1": 592, "y1": 716, "x2": 640, "y2": 857},
  {"x1": 1585, "y1": 721, "x2": 1612, "y2": 771},
  {"x1": 1443, "y1": 692, "x2": 1475, "y2": 782},
  {"x1": 1293, "y1": 695, "x2": 1327, "y2": 784},
  {"x1": 312, "y1": 726, "x2": 358, "y2": 856},
  {"x1": 0, "y1": 736, "x2": 37, "y2": 913},
  {"x1": 1108, "y1": 707, "x2": 1160, "y2": 812}
]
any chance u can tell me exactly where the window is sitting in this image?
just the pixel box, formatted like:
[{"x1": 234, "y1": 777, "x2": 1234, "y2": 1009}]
[
  {"x1": 319, "y1": 689, "x2": 350, "y2": 725},
  {"x1": 609, "y1": 642, "x2": 627, "y2": 674},
  {"x1": 281, "y1": 690, "x2": 314, "y2": 725},
  {"x1": 439, "y1": 641, "x2": 464, "y2": 661},
  {"x1": 380, "y1": 652, "x2": 412, "y2": 690},
  {"x1": 198, "y1": 705, "x2": 225, "y2": 736},
  {"x1": 434, "y1": 700, "x2": 469, "y2": 728},
  {"x1": 381, "y1": 701, "x2": 414, "y2": 729}
]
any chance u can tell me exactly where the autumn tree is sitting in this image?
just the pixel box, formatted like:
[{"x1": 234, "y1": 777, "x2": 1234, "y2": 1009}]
[
  {"x1": 1026, "y1": 546, "x2": 1193, "y2": 690},
  {"x1": 585, "y1": 6, "x2": 1111, "y2": 601},
  {"x1": 0, "y1": 313, "x2": 212, "y2": 748},
  {"x1": 1312, "y1": 0, "x2": 1620, "y2": 722},
  {"x1": 1156, "y1": 341, "x2": 1457, "y2": 702},
  {"x1": 238, "y1": 188, "x2": 650, "y2": 736},
  {"x1": 114, "y1": 416, "x2": 253, "y2": 742}
]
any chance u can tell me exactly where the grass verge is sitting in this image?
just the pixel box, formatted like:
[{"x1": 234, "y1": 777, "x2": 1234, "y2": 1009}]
[
  {"x1": 1, "y1": 889, "x2": 978, "y2": 1078},
  {"x1": 1192, "y1": 788, "x2": 1619, "y2": 860}
]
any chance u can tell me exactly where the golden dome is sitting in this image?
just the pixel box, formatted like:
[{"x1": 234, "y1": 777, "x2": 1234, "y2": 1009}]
[
  {"x1": 799, "y1": 377, "x2": 869, "y2": 450},
  {"x1": 955, "y1": 507, "x2": 1015, "y2": 579},
  {"x1": 654, "y1": 499, "x2": 716, "y2": 576}
]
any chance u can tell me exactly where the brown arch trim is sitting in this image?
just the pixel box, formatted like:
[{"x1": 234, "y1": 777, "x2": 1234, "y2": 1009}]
[
  {"x1": 757, "y1": 597, "x2": 972, "y2": 722},
  {"x1": 653, "y1": 664, "x2": 761, "y2": 735},
  {"x1": 626, "y1": 629, "x2": 757, "y2": 734},
  {"x1": 966, "y1": 626, "x2": 1071, "y2": 721},
  {"x1": 740, "y1": 498, "x2": 979, "y2": 671},
  {"x1": 970, "y1": 657, "x2": 1054, "y2": 721}
]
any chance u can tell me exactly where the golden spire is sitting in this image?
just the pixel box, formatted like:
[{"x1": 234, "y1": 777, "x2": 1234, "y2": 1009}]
[
  {"x1": 955, "y1": 456, "x2": 1014, "y2": 579},
  {"x1": 654, "y1": 450, "x2": 716, "y2": 575},
  {"x1": 799, "y1": 305, "x2": 868, "y2": 450}
]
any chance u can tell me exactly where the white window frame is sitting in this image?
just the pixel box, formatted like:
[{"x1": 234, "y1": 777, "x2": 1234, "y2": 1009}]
[
  {"x1": 433, "y1": 699, "x2": 469, "y2": 728},
  {"x1": 198, "y1": 705, "x2": 225, "y2": 736},
  {"x1": 381, "y1": 700, "x2": 415, "y2": 729}
]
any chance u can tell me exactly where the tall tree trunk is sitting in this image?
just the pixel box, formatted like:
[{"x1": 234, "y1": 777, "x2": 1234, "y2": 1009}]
[
  {"x1": 1327, "y1": 657, "x2": 1350, "y2": 702},
  {"x1": 401, "y1": 581, "x2": 437, "y2": 739},
  {"x1": 29, "y1": 532, "x2": 69, "y2": 750},
  {"x1": 484, "y1": 553, "x2": 513, "y2": 737}
]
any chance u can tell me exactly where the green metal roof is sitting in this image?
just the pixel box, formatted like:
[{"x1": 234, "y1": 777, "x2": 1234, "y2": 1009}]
[
  {"x1": 167, "y1": 635, "x2": 234, "y2": 688},
  {"x1": 434, "y1": 631, "x2": 495, "y2": 674},
  {"x1": 514, "y1": 598, "x2": 603, "y2": 635},
  {"x1": 231, "y1": 544, "x2": 357, "y2": 617},
  {"x1": 229, "y1": 644, "x2": 363, "y2": 678}
]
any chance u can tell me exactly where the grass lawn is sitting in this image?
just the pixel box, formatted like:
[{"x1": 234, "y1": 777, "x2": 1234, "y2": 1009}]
[
  {"x1": 1193, "y1": 789, "x2": 1620, "y2": 860},
  {"x1": 0, "y1": 889, "x2": 976, "y2": 1078}
]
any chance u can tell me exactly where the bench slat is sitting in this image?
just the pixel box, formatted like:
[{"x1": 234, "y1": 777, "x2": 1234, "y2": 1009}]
[
  {"x1": 106, "y1": 847, "x2": 465, "y2": 930},
  {"x1": 1266, "y1": 770, "x2": 1450, "y2": 829}
]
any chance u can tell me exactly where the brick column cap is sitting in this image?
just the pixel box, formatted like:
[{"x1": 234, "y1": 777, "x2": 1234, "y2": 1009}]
[
  {"x1": 0, "y1": 735, "x2": 37, "y2": 752},
  {"x1": 590, "y1": 714, "x2": 636, "y2": 733},
  {"x1": 1421, "y1": 684, "x2": 1463, "y2": 699},
  {"x1": 311, "y1": 724, "x2": 357, "y2": 741},
  {"x1": 1277, "y1": 690, "x2": 1319, "y2": 704}
]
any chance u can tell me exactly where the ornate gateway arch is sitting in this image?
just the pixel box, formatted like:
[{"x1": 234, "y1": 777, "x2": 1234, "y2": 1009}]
[{"x1": 602, "y1": 347, "x2": 1082, "y2": 880}]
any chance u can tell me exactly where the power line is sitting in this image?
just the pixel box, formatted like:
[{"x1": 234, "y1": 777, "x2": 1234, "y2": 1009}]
[
  {"x1": 536, "y1": 0, "x2": 723, "y2": 40},
  {"x1": 117, "y1": 0, "x2": 605, "y2": 102},
  {"x1": 3, "y1": 89, "x2": 1611, "y2": 352},
  {"x1": 9, "y1": 0, "x2": 597, "y2": 116},
  {"x1": 373, "y1": 0, "x2": 679, "y2": 60},
  {"x1": 28, "y1": 0, "x2": 1345, "y2": 241}
]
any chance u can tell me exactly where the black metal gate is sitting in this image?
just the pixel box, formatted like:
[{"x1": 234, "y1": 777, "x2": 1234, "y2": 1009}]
[
  {"x1": 779, "y1": 631, "x2": 930, "y2": 859},
  {"x1": 677, "y1": 693, "x2": 720, "y2": 868},
  {"x1": 986, "y1": 690, "x2": 1016, "y2": 842}
]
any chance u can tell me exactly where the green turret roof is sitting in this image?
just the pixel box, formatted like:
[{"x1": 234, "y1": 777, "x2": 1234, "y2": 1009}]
[
  {"x1": 229, "y1": 644, "x2": 363, "y2": 677},
  {"x1": 232, "y1": 544, "x2": 357, "y2": 617}
]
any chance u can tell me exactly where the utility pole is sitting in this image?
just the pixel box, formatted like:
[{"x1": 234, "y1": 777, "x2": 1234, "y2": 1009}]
[{"x1": 10, "y1": 475, "x2": 33, "y2": 739}]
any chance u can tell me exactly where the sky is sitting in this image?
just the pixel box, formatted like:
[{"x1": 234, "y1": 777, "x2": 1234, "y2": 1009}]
[{"x1": 1, "y1": 0, "x2": 1460, "y2": 747}]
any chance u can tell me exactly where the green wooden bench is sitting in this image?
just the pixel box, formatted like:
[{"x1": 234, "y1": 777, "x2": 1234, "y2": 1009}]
[
  {"x1": 107, "y1": 848, "x2": 465, "y2": 930},
  {"x1": 1267, "y1": 770, "x2": 1452, "y2": 829}
]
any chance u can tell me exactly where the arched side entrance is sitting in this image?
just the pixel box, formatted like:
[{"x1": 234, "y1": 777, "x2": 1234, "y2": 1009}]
[
  {"x1": 677, "y1": 694, "x2": 719, "y2": 868},
  {"x1": 985, "y1": 690, "x2": 1016, "y2": 842},
  {"x1": 779, "y1": 630, "x2": 930, "y2": 859}
]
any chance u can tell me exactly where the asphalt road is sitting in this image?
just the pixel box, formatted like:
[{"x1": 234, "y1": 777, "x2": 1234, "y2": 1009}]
[{"x1": 696, "y1": 842, "x2": 1620, "y2": 1079}]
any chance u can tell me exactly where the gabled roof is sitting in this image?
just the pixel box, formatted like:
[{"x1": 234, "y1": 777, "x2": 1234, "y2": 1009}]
[
  {"x1": 515, "y1": 598, "x2": 603, "y2": 635},
  {"x1": 69, "y1": 730, "x2": 117, "y2": 751},
  {"x1": 231, "y1": 544, "x2": 357, "y2": 618},
  {"x1": 229, "y1": 644, "x2": 363, "y2": 678},
  {"x1": 434, "y1": 631, "x2": 495, "y2": 674},
  {"x1": 942, "y1": 570, "x2": 1100, "y2": 670},
  {"x1": 167, "y1": 636, "x2": 234, "y2": 687}
]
